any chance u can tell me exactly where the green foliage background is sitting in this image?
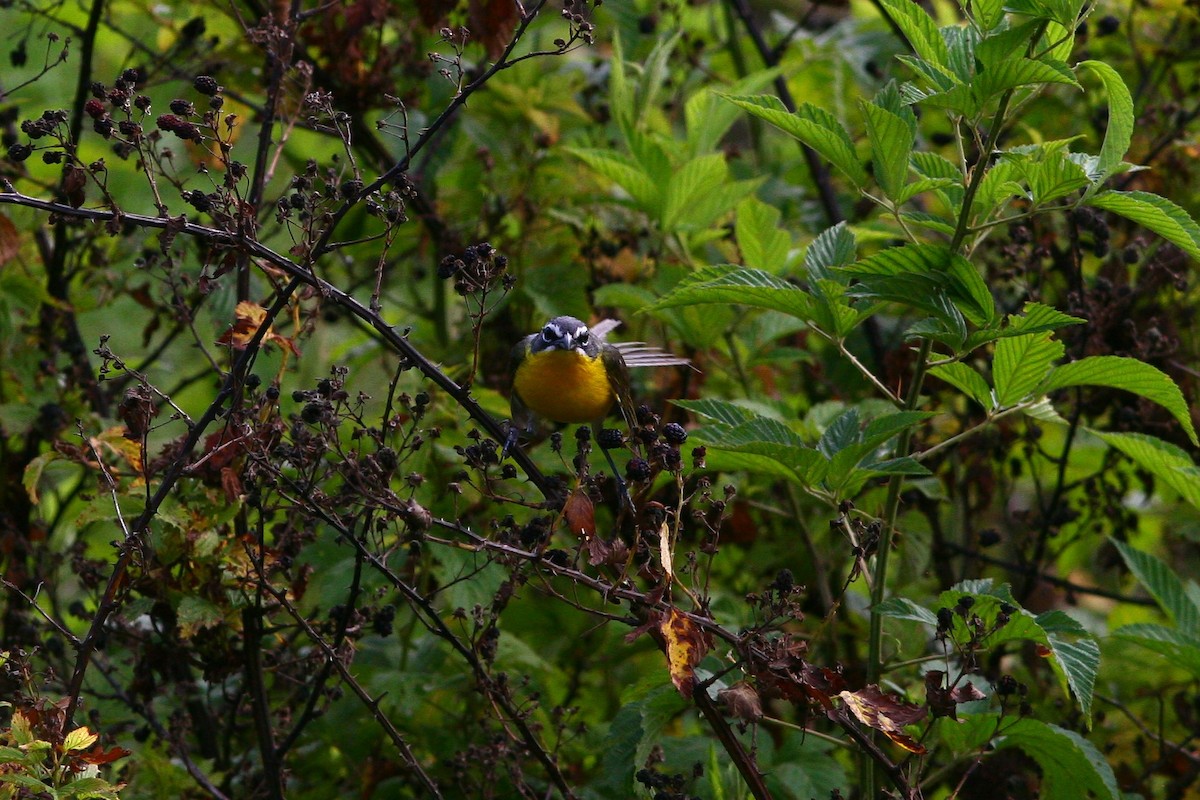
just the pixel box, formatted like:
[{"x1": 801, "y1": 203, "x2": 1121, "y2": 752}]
[{"x1": 2, "y1": 0, "x2": 1200, "y2": 797}]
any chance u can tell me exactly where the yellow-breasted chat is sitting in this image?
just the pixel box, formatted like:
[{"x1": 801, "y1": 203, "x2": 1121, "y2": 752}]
[{"x1": 504, "y1": 316, "x2": 691, "y2": 505}]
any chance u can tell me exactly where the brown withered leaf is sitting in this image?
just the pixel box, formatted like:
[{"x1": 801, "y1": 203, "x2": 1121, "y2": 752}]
[
  {"x1": 839, "y1": 685, "x2": 928, "y2": 754},
  {"x1": 468, "y1": 0, "x2": 520, "y2": 60},
  {"x1": 718, "y1": 681, "x2": 763, "y2": 723},
  {"x1": 562, "y1": 488, "x2": 595, "y2": 539},
  {"x1": 118, "y1": 385, "x2": 158, "y2": 441},
  {"x1": 217, "y1": 301, "x2": 301, "y2": 357},
  {"x1": 924, "y1": 670, "x2": 987, "y2": 720},
  {"x1": 660, "y1": 608, "x2": 712, "y2": 699},
  {"x1": 62, "y1": 163, "x2": 87, "y2": 208},
  {"x1": 0, "y1": 213, "x2": 20, "y2": 265}
]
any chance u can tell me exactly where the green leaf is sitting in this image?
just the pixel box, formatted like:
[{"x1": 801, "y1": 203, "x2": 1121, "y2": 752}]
[
  {"x1": 996, "y1": 719, "x2": 1120, "y2": 800},
  {"x1": 971, "y1": 0, "x2": 1007, "y2": 31},
  {"x1": 698, "y1": 419, "x2": 829, "y2": 486},
  {"x1": 916, "y1": 58, "x2": 1079, "y2": 118},
  {"x1": 1078, "y1": 60, "x2": 1134, "y2": 186},
  {"x1": 1110, "y1": 623, "x2": 1200, "y2": 678},
  {"x1": 875, "y1": 597, "x2": 940, "y2": 626},
  {"x1": 841, "y1": 244, "x2": 995, "y2": 329},
  {"x1": 1086, "y1": 190, "x2": 1200, "y2": 260},
  {"x1": 1008, "y1": 147, "x2": 1091, "y2": 205},
  {"x1": 876, "y1": 0, "x2": 951, "y2": 69},
  {"x1": 567, "y1": 148, "x2": 659, "y2": 211},
  {"x1": 684, "y1": 69, "x2": 781, "y2": 158},
  {"x1": 804, "y1": 222, "x2": 857, "y2": 282},
  {"x1": 1005, "y1": 302, "x2": 1087, "y2": 335},
  {"x1": 896, "y1": 581, "x2": 1097, "y2": 717},
  {"x1": 930, "y1": 362, "x2": 994, "y2": 409},
  {"x1": 862, "y1": 87, "x2": 916, "y2": 199},
  {"x1": 662, "y1": 153, "x2": 730, "y2": 231},
  {"x1": 673, "y1": 398, "x2": 760, "y2": 427},
  {"x1": 721, "y1": 94, "x2": 868, "y2": 187},
  {"x1": 993, "y1": 332, "x2": 1064, "y2": 406},
  {"x1": 591, "y1": 282, "x2": 657, "y2": 312},
  {"x1": 1042, "y1": 356, "x2": 1197, "y2": 445},
  {"x1": 1111, "y1": 540, "x2": 1200, "y2": 636},
  {"x1": 736, "y1": 196, "x2": 792, "y2": 273},
  {"x1": 650, "y1": 265, "x2": 817, "y2": 321},
  {"x1": 1037, "y1": 610, "x2": 1100, "y2": 719},
  {"x1": 1092, "y1": 431, "x2": 1200, "y2": 509}
]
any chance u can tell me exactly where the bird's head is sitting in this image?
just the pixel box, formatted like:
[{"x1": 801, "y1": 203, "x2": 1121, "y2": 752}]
[{"x1": 531, "y1": 316, "x2": 596, "y2": 356}]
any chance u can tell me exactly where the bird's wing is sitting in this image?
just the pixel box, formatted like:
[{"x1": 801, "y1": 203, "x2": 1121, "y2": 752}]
[
  {"x1": 600, "y1": 343, "x2": 638, "y2": 431},
  {"x1": 508, "y1": 335, "x2": 537, "y2": 434},
  {"x1": 590, "y1": 318, "x2": 622, "y2": 342},
  {"x1": 613, "y1": 341, "x2": 696, "y2": 370}
]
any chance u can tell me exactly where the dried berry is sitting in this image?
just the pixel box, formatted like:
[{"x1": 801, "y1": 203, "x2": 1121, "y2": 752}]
[
  {"x1": 7, "y1": 143, "x2": 32, "y2": 162},
  {"x1": 193, "y1": 75, "x2": 220, "y2": 96}
]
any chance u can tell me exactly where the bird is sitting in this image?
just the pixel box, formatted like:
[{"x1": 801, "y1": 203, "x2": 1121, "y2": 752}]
[{"x1": 504, "y1": 315, "x2": 691, "y2": 503}]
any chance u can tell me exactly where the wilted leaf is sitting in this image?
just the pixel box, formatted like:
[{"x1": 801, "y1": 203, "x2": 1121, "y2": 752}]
[
  {"x1": 660, "y1": 608, "x2": 712, "y2": 698},
  {"x1": 718, "y1": 681, "x2": 763, "y2": 722},
  {"x1": 562, "y1": 488, "x2": 595, "y2": 539},
  {"x1": 218, "y1": 302, "x2": 301, "y2": 356},
  {"x1": 924, "y1": 670, "x2": 987, "y2": 719},
  {"x1": 0, "y1": 213, "x2": 20, "y2": 265},
  {"x1": 839, "y1": 685, "x2": 928, "y2": 753},
  {"x1": 62, "y1": 163, "x2": 87, "y2": 208}
]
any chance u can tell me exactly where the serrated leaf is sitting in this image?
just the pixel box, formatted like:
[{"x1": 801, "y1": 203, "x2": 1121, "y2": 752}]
[
  {"x1": 721, "y1": 94, "x2": 868, "y2": 187},
  {"x1": 1111, "y1": 540, "x2": 1200, "y2": 636},
  {"x1": 1110, "y1": 623, "x2": 1200, "y2": 677},
  {"x1": 862, "y1": 99, "x2": 916, "y2": 200},
  {"x1": 996, "y1": 719, "x2": 1119, "y2": 800},
  {"x1": 1092, "y1": 431, "x2": 1200, "y2": 509},
  {"x1": 875, "y1": 597, "x2": 940, "y2": 625},
  {"x1": 993, "y1": 332, "x2": 1063, "y2": 406},
  {"x1": 736, "y1": 196, "x2": 792, "y2": 273},
  {"x1": 1042, "y1": 356, "x2": 1197, "y2": 444},
  {"x1": 930, "y1": 362, "x2": 994, "y2": 409},
  {"x1": 1021, "y1": 396, "x2": 1069, "y2": 424},
  {"x1": 568, "y1": 148, "x2": 660, "y2": 211},
  {"x1": 1086, "y1": 190, "x2": 1200, "y2": 260},
  {"x1": 1078, "y1": 60, "x2": 1133, "y2": 186},
  {"x1": 876, "y1": 0, "x2": 951, "y2": 68},
  {"x1": 804, "y1": 222, "x2": 857, "y2": 282},
  {"x1": 972, "y1": 0, "x2": 1007, "y2": 30},
  {"x1": 894, "y1": 176, "x2": 961, "y2": 205},
  {"x1": 685, "y1": 69, "x2": 781, "y2": 158},
  {"x1": 662, "y1": 153, "x2": 730, "y2": 231},
  {"x1": 650, "y1": 265, "x2": 817, "y2": 321},
  {"x1": 1037, "y1": 610, "x2": 1100, "y2": 718},
  {"x1": 1006, "y1": 302, "x2": 1086, "y2": 334},
  {"x1": 63, "y1": 727, "x2": 99, "y2": 752},
  {"x1": 842, "y1": 244, "x2": 995, "y2": 329},
  {"x1": 672, "y1": 398, "x2": 759, "y2": 426}
]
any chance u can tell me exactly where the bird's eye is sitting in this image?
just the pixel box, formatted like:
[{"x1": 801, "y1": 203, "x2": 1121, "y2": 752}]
[
  {"x1": 540, "y1": 327, "x2": 553, "y2": 342},
  {"x1": 577, "y1": 331, "x2": 590, "y2": 345}
]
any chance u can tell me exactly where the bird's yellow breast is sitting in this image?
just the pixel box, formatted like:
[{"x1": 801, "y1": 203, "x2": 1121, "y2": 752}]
[{"x1": 514, "y1": 348, "x2": 615, "y2": 424}]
